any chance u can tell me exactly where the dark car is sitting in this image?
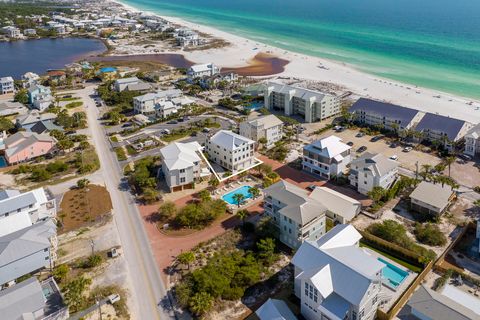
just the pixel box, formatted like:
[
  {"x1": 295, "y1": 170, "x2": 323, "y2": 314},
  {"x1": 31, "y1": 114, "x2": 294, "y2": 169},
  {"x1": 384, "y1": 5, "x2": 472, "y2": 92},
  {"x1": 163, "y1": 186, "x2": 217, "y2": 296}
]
[
  {"x1": 390, "y1": 142, "x2": 398, "y2": 148},
  {"x1": 458, "y1": 154, "x2": 472, "y2": 161},
  {"x1": 347, "y1": 141, "x2": 354, "y2": 146},
  {"x1": 370, "y1": 135, "x2": 384, "y2": 142},
  {"x1": 356, "y1": 146, "x2": 367, "y2": 153},
  {"x1": 306, "y1": 185, "x2": 317, "y2": 191},
  {"x1": 167, "y1": 120, "x2": 178, "y2": 124},
  {"x1": 355, "y1": 132, "x2": 365, "y2": 138}
]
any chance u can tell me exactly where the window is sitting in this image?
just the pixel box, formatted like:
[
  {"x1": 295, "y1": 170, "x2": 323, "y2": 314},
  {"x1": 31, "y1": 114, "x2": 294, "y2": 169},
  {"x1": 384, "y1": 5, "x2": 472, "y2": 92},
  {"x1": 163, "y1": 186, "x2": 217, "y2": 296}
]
[
  {"x1": 352, "y1": 311, "x2": 357, "y2": 320},
  {"x1": 305, "y1": 283, "x2": 309, "y2": 296},
  {"x1": 179, "y1": 169, "x2": 185, "y2": 173},
  {"x1": 180, "y1": 177, "x2": 186, "y2": 183},
  {"x1": 45, "y1": 256, "x2": 49, "y2": 260}
]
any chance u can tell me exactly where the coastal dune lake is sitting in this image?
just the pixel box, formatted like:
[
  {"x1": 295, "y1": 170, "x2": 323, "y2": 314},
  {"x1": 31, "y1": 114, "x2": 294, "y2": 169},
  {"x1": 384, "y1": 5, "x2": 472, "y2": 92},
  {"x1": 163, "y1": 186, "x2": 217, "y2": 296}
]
[
  {"x1": 121, "y1": 0, "x2": 480, "y2": 99},
  {"x1": 0, "y1": 38, "x2": 106, "y2": 78}
]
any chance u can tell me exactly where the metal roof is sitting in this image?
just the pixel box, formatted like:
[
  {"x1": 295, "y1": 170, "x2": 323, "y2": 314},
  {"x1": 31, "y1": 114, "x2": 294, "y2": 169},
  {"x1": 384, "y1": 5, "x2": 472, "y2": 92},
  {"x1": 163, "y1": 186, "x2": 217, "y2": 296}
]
[
  {"x1": 256, "y1": 299, "x2": 297, "y2": 320},
  {"x1": 415, "y1": 113, "x2": 467, "y2": 141},
  {"x1": 350, "y1": 98, "x2": 420, "y2": 128},
  {"x1": 0, "y1": 277, "x2": 46, "y2": 320}
]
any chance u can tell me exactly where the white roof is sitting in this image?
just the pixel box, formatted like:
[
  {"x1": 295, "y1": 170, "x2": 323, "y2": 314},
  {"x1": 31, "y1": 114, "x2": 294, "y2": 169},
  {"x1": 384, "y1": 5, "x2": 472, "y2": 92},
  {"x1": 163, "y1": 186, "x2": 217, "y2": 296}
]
[
  {"x1": 292, "y1": 224, "x2": 384, "y2": 306},
  {"x1": 410, "y1": 181, "x2": 453, "y2": 210},
  {"x1": 305, "y1": 135, "x2": 351, "y2": 158},
  {"x1": 310, "y1": 187, "x2": 361, "y2": 221},
  {"x1": 256, "y1": 299, "x2": 297, "y2": 320},
  {"x1": 190, "y1": 63, "x2": 214, "y2": 73},
  {"x1": 115, "y1": 77, "x2": 139, "y2": 84},
  {"x1": 0, "y1": 187, "x2": 48, "y2": 218},
  {"x1": 160, "y1": 142, "x2": 202, "y2": 171},
  {"x1": 465, "y1": 123, "x2": 480, "y2": 140},
  {"x1": 441, "y1": 284, "x2": 480, "y2": 315},
  {"x1": 351, "y1": 152, "x2": 399, "y2": 178},
  {"x1": 208, "y1": 130, "x2": 254, "y2": 151},
  {"x1": 0, "y1": 212, "x2": 32, "y2": 237},
  {"x1": 245, "y1": 114, "x2": 283, "y2": 129}
]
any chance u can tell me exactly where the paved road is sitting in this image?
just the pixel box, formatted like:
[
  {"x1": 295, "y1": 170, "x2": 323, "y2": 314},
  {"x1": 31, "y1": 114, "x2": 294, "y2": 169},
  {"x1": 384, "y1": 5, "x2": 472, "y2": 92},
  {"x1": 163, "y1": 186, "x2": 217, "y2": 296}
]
[{"x1": 79, "y1": 86, "x2": 174, "y2": 320}]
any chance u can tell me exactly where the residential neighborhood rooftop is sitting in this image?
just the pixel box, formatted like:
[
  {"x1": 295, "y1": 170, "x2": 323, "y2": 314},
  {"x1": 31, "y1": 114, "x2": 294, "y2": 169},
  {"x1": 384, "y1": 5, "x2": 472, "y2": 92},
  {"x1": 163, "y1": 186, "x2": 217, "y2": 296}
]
[
  {"x1": 350, "y1": 98, "x2": 420, "y2": 127},
  {"x1": 409, "y1": 181, "x2": 454, "y2": 210}
]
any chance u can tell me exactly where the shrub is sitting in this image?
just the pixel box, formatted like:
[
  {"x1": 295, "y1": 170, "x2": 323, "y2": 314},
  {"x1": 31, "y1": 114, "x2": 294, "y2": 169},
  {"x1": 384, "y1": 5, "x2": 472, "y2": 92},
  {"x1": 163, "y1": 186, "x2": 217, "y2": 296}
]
[
  {"x1": 81, "y1": 254, "x2": 103, "y2": 269},
  {"x1": 114, "y1": 147, "x2": 127, "y2": 161},
  {"x1": 414, "y1": 223, "x2": 447, "y2": 246},
  {"x1": 30, "y1": 167, "x2": 52, "y2": 182},
  {"x1": 53, "y1": 264, "x2": 69, "y2": 283},
  {"x1": 46, "y1": 160, "x2": 68, "y2": 173}
]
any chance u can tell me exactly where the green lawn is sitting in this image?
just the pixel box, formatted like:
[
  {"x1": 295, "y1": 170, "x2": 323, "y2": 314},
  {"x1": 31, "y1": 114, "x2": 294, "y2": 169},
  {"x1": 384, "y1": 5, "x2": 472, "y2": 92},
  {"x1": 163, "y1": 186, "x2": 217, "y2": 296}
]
[
  {"x1": 114, "y1": 147, "x2": 127, "y2": 161},
  {"x1": 360, "y1": 242, "x2": 423, "y2": 273}
]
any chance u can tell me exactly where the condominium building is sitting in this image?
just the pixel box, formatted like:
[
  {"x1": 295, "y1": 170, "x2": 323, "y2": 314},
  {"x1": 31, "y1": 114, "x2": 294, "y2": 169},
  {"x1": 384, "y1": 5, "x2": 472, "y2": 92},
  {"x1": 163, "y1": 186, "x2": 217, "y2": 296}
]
[
  {"x1": 187, "y1": 63, "x2": 220, "y2": 79},
  {"x1": 0, "y1": 219, "x2": 57, "y2": 286},
  {"x1": 160, "y1": 142, "x2": 210, "y2": 192},
  {"x1": 302, "y1": 135, "x2": 352, "y2": 179},
  {"x1": 239, "y1": 114, "x2": 284, "y2": 149},
  {"x1": 0, "y1": 76, "x2": 15, "y2": 95},
  {"x1": 263, "y1": 180, "x2": 326, "y2": 249},
  {"x1": 349, "y1": 152, "x2": 399, "y2": 195},
  {"x1": 464, "y1": 123, "x2": 480, "y2": 157},
  {"x1": 292, "y1": 224, "x2": 385, "y2": 320},
  {"x1": 264, "y1": 82, "x2": 340, "y2": 123},
  {"x1": 205, "y1": 130, "x2": 255, "y2": 173}
]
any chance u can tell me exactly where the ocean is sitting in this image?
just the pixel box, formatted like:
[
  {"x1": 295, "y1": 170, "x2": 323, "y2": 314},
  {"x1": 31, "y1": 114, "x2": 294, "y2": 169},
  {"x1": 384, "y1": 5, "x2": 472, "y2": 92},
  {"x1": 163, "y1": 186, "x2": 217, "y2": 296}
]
[{"x1": 120, "y1": 0, "x2": 480, "y2": 99}]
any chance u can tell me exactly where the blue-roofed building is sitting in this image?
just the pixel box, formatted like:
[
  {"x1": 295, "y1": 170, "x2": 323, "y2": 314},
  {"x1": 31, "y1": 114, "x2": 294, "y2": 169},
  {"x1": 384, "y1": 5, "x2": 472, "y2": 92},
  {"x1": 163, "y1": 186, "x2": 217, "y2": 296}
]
[
  {"x1": 414, "y1": 113, "x2": 473, "y2": 151},
  {"x1": 349, "y1": 98, "x2": 424, "y2": 132}
]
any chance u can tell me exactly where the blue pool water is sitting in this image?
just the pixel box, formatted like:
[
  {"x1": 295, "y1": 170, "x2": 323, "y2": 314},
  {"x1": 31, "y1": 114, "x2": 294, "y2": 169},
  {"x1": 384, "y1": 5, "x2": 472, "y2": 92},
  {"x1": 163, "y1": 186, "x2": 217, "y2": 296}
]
[
  {"x1": 0, "y1": 156, "x2": 6, "y2": 168},
  {"x1": 244, "y1": 101, "x2": 264, "y2": 111},
  {"x1": 378, "y1": 258, "x2": 409, "y2": 289},
  {"x1": 222, "y1": 186, "x2": 253, "y2": 205}
]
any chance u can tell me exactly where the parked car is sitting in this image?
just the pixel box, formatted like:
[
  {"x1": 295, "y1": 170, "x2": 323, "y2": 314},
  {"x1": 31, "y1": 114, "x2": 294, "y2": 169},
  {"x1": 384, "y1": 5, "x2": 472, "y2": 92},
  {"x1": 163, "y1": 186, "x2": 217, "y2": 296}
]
[
  {"x1": 370, "y1": 135, "x2": 384, "y2": 142},
  {"x1": 389, "y1": 155, "x2": 398, "y2": 160},
  {"x1": 403, "y1": 146, "x2": 413, "y2": 152},
  {"x1": 458, "y1": 154, "x2": 472, "y2": 161},
  {"x1": 307, "y1": 185, "x2": 317, "y2": 191},
  {"x1": 390, "y1": 142, "x2": 398, "y2": 148},
  {"x1": 334, "y1": 125, "x2": 344, "y2": 132},
  {"x1": 357, "y1": 146, "x2": 367, "y2": 153},
  {"x1": 167, "y1": 120, "x2": 178, "y2": 124},
  {"x1": 347, "y1": 141, "x2": 354, "y2": 146},
  {"x1": 202, "y1": 128, "x2": 211, "y2": 133},
  {"x1": 161, "y1": 129, "x2": 171, "y2": 134},
  {"x1": 355, "y1": 132, "x2": 365, "y2": 137}
]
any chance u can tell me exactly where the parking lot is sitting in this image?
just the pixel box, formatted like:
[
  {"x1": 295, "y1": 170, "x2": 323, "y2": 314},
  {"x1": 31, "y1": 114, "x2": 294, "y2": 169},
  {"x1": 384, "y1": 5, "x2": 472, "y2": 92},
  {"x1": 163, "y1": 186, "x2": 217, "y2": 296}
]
[{"x1": 313, "y1": 128, "x2": 442, "y2": 172}]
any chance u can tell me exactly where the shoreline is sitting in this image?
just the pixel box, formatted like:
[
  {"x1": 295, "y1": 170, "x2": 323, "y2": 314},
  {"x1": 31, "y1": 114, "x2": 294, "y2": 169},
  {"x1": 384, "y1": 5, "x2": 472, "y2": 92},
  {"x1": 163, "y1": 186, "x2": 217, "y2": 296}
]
[{"x1": 111, "y1": 0, "x2": 480, "y2": 124}]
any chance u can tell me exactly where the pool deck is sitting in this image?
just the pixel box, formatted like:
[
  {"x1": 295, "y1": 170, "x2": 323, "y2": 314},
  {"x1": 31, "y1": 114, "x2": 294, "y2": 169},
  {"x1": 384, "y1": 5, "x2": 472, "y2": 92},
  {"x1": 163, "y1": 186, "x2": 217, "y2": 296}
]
[
  {"x1": 213, "y1": 179, "x2": 263, "y2": 212},
  {"x1": 361, "y1": 247, "x2": 417, "y2": 311}
]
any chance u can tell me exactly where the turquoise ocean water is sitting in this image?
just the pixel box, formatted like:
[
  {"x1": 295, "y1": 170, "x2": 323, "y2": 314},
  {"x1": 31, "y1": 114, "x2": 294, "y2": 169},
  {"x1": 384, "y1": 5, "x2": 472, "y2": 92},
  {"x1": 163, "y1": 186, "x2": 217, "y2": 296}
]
[{"x1": 120, "y1": 0, "x2": 480, "y2": 99}]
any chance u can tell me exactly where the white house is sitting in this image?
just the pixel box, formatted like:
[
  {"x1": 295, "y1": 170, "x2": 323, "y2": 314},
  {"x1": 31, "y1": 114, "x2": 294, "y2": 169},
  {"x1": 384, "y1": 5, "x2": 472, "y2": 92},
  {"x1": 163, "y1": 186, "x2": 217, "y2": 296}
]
[
  {"x1": 187, "y1": 63, "x2": 220, "y2": 79},
  {"x1": 291, "y1": 224, "x2": 385, "y2": 320},
  {"x1": 1, "y1": 26, "x2": 22, "y2": 39},
  {"x1": 409, "y1": 181, "x2": 455, "y2": 216},
  {"x1": 309, "y1": 187, "x2": 361, "y2": 224},
  {"x1": 264, "y1": 82, "x2": 340, "y2": 123},
  {"x1": 239, "y1": 114, "x2": 284, "y2": 149},
  {"x1": 205, "y1": 130, "x2": 255, "y2": 173},
  {"x1": 114, "y1": 77, "x2": 152, "y2": 92},
  {"x1": 264, "y1": 180, "x2": 327, "y2": 249},
  {"x1": 256, "y1": 299, "x2": 297, "y2": 320},
  {"x1": 22, "y1": 72, "x2": 40, "y2": 88},
  {"x1": 302, "y1": 135, "x2": 352, "y2": 179},
  {"x1": 133, "y1": 89, "x2": 192, "y2": 118},
  {"x1": 159, "y1": 142, "x2": 210, "y2": 192},
  {"x1": 28, "y1": 84, "x2": 53, "y2": 111},
  {"x1": 0, "y1": 76, "x2": 15, "y2": 95},
  {"x1": 0, "y1": 188, "x2": 56, "y2": 224},
  {"x1": 464, "y1": 123, "x2": 480, "y2": 157},
  {"x1": 349, "y1": 152, "x2": 399, "y2": 195}
]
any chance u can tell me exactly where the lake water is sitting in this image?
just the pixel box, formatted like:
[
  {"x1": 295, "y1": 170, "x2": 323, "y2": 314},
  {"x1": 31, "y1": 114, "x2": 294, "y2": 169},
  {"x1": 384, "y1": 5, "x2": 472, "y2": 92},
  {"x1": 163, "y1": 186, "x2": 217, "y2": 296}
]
[
  {"x1": 121, "y1": 0, "x2": 480, "y2": 99},
  {"x1": 0, "y1": 38, "x2": 106, "y2": 78}
]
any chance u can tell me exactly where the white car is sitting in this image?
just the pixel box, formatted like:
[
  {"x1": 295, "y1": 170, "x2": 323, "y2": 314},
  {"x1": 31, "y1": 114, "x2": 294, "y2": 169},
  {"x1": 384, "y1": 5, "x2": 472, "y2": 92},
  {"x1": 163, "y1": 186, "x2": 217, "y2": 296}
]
[
  {"x1": 389, "y1": 155, "x2": 398, "y2": 160},
  {"x1": 403, "y1": 146, "x2": 413, "y2": 152}
]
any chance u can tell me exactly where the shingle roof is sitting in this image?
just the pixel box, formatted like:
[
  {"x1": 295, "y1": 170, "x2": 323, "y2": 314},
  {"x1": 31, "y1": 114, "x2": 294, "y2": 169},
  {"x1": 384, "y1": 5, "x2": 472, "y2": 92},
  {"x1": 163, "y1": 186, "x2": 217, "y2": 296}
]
[
  {"x1": 115, "y1": 77, "x2": 139, "y2": 84},
  {"x1": 410, "y1": 181, "x2": 454, "y2": 210},
  {"x1": 0, "y1": 219, "x2": 56, "y2": 266},
  {"x1": 350, "y1": 98, "x2": 420, "y2": 128},
  {"x1": 4, "y1": 132, "x2": 56, "y2": 158},
  {"x1": 16, "y1": 112, "x2": 56, "y2": 126},
  {"x1": 209, "y1": 130, "x2": 254, "y2": 150},
  {"x1": 247, "y1": 114, "x2": 283, "y2": 129},
  {"x1": 264, "y1": 180, "x2": 326, "y2": 225},
  {"x1": 415, "y1": 113, "x2": 467, "y2": 141},
  {"x1": 0, "y1": 277, "x2": 46, "y2": 320},
  {"x1": 407, "y1": 285, "x2": 476, "y2": 320},
  {"x1": 351, "y1": 152, "x2": 398, "y2": 177},
  {"x1": 309, "y1": 187, "x2": 361, "y2": 221}
]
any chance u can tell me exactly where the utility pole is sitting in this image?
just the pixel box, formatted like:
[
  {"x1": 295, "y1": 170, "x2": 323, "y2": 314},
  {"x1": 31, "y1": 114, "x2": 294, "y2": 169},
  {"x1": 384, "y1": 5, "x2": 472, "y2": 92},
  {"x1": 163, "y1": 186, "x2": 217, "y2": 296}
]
[
  {"x1": 90, "y1": 239, "x2": 95, "y2": 255},
  {"x1": 415, "y1": 161, "x2": 419, "y2": 180}
]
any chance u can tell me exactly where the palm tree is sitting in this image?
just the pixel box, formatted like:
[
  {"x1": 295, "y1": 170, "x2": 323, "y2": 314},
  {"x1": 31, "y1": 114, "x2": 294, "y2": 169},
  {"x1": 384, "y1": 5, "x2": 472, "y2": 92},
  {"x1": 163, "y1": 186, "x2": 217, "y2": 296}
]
[
  {"x1": 422, "y1": 164, "x2": 432, "y2": 174},
  {"x1": 177, "y1": 251, "x2": 195, "y2": 270},
  {"x1": 236, "y1": 209, "x2": 249, "y2": 226},
  {"x1": 249, "y1": 187, "x2": 260, "y2": 200},
  {"x1": 444, "y1": 156, "x2": 455, "y2": 177},
  {"x1": 232, "y1": 193, "x2": 246, "y2": 208},
  {"x1": 208, "y1": 177, "x2": 219, "y2": 190}
]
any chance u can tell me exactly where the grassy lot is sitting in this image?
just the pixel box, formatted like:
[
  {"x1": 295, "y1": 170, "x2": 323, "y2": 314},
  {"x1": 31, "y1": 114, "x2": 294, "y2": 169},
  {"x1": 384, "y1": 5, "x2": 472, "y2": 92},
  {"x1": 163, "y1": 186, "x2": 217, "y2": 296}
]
[
  {"x1": 114, "y1": 147, "x2": 127, "y2": 161},
  {"x1": 59, "y1": 184, "x2": 112, "y2": 233},
  {"x1": 59, "y1": 97, "x2": 81, "y2": 102},
  {"x1": 360, "y1": 242, "x2": 423, "y2": 273},
  {"x1": 125, "y1": 145, "x2": 138, "y2": 156}
]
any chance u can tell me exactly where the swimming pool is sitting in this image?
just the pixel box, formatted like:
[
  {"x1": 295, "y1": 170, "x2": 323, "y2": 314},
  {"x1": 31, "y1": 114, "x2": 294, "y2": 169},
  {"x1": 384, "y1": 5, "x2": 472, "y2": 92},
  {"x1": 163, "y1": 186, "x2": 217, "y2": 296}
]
[
  {"x1": 378, "y1": 257, "x2": 409, "y2": 289},
  {"x1": 222, "y1": 186, "x2": 253, "y2": 205},
  {"x1": 244, "y1": 101, "x2": 264, "y2": 111}
]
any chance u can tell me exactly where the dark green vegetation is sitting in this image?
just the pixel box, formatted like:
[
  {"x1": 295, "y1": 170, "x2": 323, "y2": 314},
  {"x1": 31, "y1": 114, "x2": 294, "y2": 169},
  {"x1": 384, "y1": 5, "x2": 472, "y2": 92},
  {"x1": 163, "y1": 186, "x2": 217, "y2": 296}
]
[
  {"x1": 127, "y1": 156, "x2": 160, "y2": 203},
  {"x1": 414, "y1": 223, "x2": 447, "y2": 246},
  {"x1": 0, "y1": 2, "x2": 72, "y2": 29}
]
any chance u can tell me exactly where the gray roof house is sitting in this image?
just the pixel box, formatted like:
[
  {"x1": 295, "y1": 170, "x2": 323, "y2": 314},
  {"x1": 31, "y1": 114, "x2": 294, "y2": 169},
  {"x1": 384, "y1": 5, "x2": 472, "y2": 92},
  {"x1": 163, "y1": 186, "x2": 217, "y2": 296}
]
[
  {"x1": 464, "y1": 123, "x2": 480, "y2": 157},
  {"x1": 0, "y1": 219, "x2": 57, "y2": 285},
  {"x1": 401, "y1": 285, "x2": 478, "y2": 320},
  {"x1": 409, "y1": 181, "x2": 455, "y2": 216},
  {"x1": 350, "y1": 98, "x2": 423, "y2": 131},
  {"x1": 256, "y1": 298, "x2": 297, "y2": 320},
  {"x1": 264, "y1": 180, "x2": 327, "y2": 249},
  {"x1": 0, "y1": 277, "x2": 69, "y2": 320},
  {"x1": 309, "y1": 187, "x2": 361, "y2": 223},
  {"x1": 291, "y1": 224, "x2": 385, "y2": 320}
]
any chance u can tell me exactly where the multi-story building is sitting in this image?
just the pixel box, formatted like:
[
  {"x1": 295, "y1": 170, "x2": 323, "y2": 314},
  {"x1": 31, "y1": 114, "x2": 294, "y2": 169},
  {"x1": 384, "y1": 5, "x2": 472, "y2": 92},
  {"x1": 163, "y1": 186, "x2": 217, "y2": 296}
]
[
  {"x1": 2, "y1": 132, "x2": 56, "y2": 164},
  {"x1": 302, "y1": 135, "x2": 352, "y2": 179},
  {"x1": 0, "y1": 76, "x2": 15, "y2": 95},
  {"x1": 256, "y1": 299, "x2": 297, "y2": 320},
  {"x1": 349, "y1": 98, "x2": 424, "y2": 133},
  {"x1": 114, "y1": 77, "x2": 152, "y2": 92},
  {"x1": 292, "y1": 224, "x2": 385, "y2": 320},
  {"x1": 205, "y1": 130, "x2": 255, "y2": 173},
  {"x1": 0, "y1": 187, "x2": 56, "y2": 223},
  {"x1": 349, "y1": 152, "x2": 399, "y2": 195},
  {"x1": 464, "y1": 123, "x2": 480, "y2": 157},
  {"x1": 264, "y1": 82, "x2": 340, "y2": 123},
  {"x1": 409, "y1": 181, "x2": 455, "y2": 216},
  {"x1": 309, "y1": 187, "x2": 361, "y2": 224},
  {"x1": 159, "y1": 142, "x2": 210, "y2": 192},
  {"x1": 133, "y1": 89, "x2": 192, "y2": 117},
  {"x1": 414, "y1": 113, "x2": 472, "y2": 151},
  {"x1": 239, "y1": 115, "x2": 284, "y2": 149},
  {"x1": 186, "y1": 63, "x2": 220, "y2": 79},
  {"x1": 0, "y1": 277, "x2": 69, "y2": 320},
  {"x1": 263, "y1": 180, "x2": 327, "y2": 249},
  {"x1": 1, "y1": 26, "x2": 22, "y2": 39},
  {"x1": 28, "y1": 85, "x2": 54, "y2": 111},
  {"x1": 0, "y1": 219, "x2": 57, "y2": 286}
]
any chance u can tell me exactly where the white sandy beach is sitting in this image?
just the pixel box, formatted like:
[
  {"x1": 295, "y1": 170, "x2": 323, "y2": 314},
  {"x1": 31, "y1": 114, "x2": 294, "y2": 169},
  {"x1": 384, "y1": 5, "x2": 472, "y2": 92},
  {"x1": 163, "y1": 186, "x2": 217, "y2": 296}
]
[{"x1": 114, "y1": 0, "x2": 480, "y2": 124}]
